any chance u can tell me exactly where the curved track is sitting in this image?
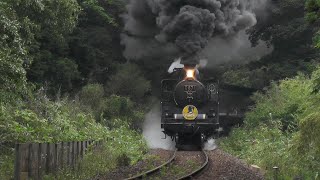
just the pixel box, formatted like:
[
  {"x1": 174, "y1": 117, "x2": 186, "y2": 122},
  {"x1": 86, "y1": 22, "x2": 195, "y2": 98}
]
[
  {"x1": 177, "y1": 150, "x2": 208, "y2": 180},
  {"x1": 125, "y1": 149, "x2": 208, "y2": 180},
  {"x1": 125, "y1": 149, "x2": 177, "y2": 180}
]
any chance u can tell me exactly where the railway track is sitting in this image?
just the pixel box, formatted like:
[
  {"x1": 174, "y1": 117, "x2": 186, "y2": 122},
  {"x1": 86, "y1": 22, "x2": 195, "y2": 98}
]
[
  {"x1": 177, "y1": 150, "x2": 208, "y2": 180},
  {"x1": 125, "y1": 149, "x2": 177, "y2": 180},
  {"x1": 125, "y1": 149, "x2": 208, "y2": 180}
]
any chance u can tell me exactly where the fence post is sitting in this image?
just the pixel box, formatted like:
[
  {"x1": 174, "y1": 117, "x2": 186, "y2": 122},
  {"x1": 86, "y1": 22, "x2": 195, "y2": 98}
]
[
  {"x1": 14, "y1": 143, "x2": 29, "y2": 180},
  {"x1": 80, "y1": 141, "x2": 84, "y2": 158},
  {"x1": 74, "y1": 142, "x2": 78, "y2": 167},
  {"x1": 71, "y1": 142, "x2": 75, "y2": 169},
  {"x1": 47, "y1": 143, "x2": 56, "y2": 174},
  {"x1": 67, "y1": 142, "x2": 72, "y2": 166},
  {"x1": 29, "y1": 143, "x2": 40, "y2": 180},
  {"x1": 14, "y1": 144, "x2": 20, "y2": 180},
  {"x1": 39, "y1": 143, "x2": 47, "y2": 177},
  {"x1": 56, "y1": 143, "x2": 62, "y2": 171},
  {"x1": 77, "y1": 141, "x2": 80, "y2": 161},
  {"x1": 60, "y1": 142, "x2": 64, "y2": 169}
]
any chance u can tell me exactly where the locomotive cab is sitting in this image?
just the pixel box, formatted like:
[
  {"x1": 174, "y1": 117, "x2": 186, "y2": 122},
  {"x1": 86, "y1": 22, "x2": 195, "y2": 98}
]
[{"x1": 161, "y1": 66, "x2": 221, "y2": 149}]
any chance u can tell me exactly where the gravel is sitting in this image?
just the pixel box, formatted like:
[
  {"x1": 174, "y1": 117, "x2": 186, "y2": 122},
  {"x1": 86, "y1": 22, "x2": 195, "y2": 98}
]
[{"x1": 195, "y1": 148, "x2": 264, "y2": 180}]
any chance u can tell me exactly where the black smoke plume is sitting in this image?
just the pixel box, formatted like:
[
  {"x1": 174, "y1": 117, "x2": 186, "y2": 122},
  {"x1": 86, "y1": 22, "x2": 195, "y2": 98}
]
[{"x1": 122, "y1": 0, "x2": 267, "y2": 65}]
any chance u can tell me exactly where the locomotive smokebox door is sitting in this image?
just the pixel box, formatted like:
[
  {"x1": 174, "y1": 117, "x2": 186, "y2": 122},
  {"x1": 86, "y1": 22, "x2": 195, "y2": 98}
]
[{"x1": 174, "y1": 80, "x2": 208, "y2": 107}]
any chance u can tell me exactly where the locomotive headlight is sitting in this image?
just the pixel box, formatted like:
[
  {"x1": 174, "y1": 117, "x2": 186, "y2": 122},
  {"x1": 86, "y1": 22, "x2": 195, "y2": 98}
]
[{"x1": 186, "y1": 69, "x2": 195, "y2": 79}]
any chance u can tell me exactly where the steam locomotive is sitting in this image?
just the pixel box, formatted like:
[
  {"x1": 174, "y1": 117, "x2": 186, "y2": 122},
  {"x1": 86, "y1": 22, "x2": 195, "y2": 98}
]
[{"x1": 161, "y1": 65, "x2": 253, "y2": 149}]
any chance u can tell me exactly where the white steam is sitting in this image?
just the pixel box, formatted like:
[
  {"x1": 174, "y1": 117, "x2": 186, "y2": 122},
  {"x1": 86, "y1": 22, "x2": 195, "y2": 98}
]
[
  {"x1": 203, "y1": 138, "x2": 218, "y2": 151},
  {"x1": 143, "y1": 104, "x2": 175, "y2": 150},
  {"x1": 168, "y1": 58, "x2": 208, "y2": 73},
  {"x1": 168, "y1": 58, "x2": 184, "y2": 73}
]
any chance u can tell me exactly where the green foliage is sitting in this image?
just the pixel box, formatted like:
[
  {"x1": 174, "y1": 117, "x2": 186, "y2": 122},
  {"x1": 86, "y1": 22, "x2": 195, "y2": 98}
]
[
  {"x1": 219, "y1": 124, "x2": 319, "y2": 179},
  {"x1": 106, "y1": 125, "x2": 147, "y2": 165},
  {"x1": 10, "y1": 0, "x2": 81, "y2": 50},
  {"x1": 305, "y1": 0, "x2": 320, "y2": 48},
  {"x1": 22, "y1": 0, "x2": 82, "y2": 92},
  {"x1": 102, "y1": 95, "x2": 145, "y2": 131},
  {"x1": 107, "y1": 63, "x2": 151, "y2": 101},
  {"x1": 46, "y1": 143, "x2": 117, "y2": 180},
  {"x1": 79, "y1": 0, "x2": 118, "y2": 26},
  {"x1": 222, "y1": 68, "x2": 252, "y2": 88},
  {"x1": 221, "y1": 67, "x2": 320, "y2": 179},
  {"x1": 0, "y1": 86, "x2": 148, "y2": 179},
  {"x1": 0, "y1": 48, "x2": 27, "y2": 103},
  {"x1": 246, "y1": 74, "x2": 313, "y2": 129},
  {"x1": 238, "y1": 0, "x2": 320, "y2": 89},
  {"x1": 103, "y1": 95, "x2": 133, "y2": 118},
  {"x1": 312, "y1": 61, "x2": 320, "y2": 93},
  {"x1": 0, "y1": 0, "x2": 83, "y2": 94},
  {"x1": 78, "y1": 85, "x2": 145, "y2": 130},
  {"x1": 78, "y1": 83, "x2": 105, "y2": 121},
  {"x1": 0, "y1": 89, "x2": 107, "y2": 143},
  {"x1": 295, "y1": 112, "x2": 320, "y2": 154},
  {"x1": 305, "y1": 0, "x2": 320, "y2": 23},
  {"x1": 79, "y1": 83, "x2": 104, "y2": 109},
  {"x1": 30, "y1": 55, "x2": 81, "y2": 91},
  {"x1": 0, "y1": 1, "x2": 27, "y2": 103},
  {"x1": 45, "y1": 127, "x2": 147, "y2": 180},
  {"x1": 0, "y1": 145, "x2": 14, "y2": 180},
  {"x1": 0, "y1": 0, "x2": 147, "y2": 179}
]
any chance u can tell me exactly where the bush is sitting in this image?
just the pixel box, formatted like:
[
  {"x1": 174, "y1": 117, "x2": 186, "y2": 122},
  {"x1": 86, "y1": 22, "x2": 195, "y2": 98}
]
[
  {"x1": 0, "y1": 1, "x2": 27, "y2": 103},
  {"x1": 294, "y1": 111, "x2": 320, "y2": 167},
  {"x1": 102, "y1": 95, "x2": 133, "y2": 118},
  {"x1": 101, "y1": 95, "x2": 144, "y2": 131},
  {"x1": 106, "y1": 63, "x2": 151, "y2": 101},
  {"x1": 79, "y1": 83, "x2": 104, "y2": 108},
  {"x1": 220, "y1": 68, "x2": 320, "y2": 179},
  {"x1": 79, "y1": 83, "x2": 105, "y2": 120},
  {"x1": 45, "y1": 125, "x2": 148, "y2": 180},
  {"x1": 219, "y1": 123, "x2": 318, "y2": 179},
  {"x1": 0, "y1": 88, "x2": 108, "y2": 143},
  {"x1": 245, "y1": 74, "x2": 312, "y2": 131},
  {"x1": 0, "y1": 87, "x2": 149, "y2": 179},
  {"x1": 0, "y1": 144, "x2": 14, "y2": 180}
]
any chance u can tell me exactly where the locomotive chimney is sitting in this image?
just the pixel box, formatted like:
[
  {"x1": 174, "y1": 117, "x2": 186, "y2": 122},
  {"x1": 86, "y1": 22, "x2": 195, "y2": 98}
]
[
  {"x1": 181, "y1": 53, "x2": 200, "y2": 68},
  {"x1": 181, "y1": 53, "x2": 200, "y2": 80}
]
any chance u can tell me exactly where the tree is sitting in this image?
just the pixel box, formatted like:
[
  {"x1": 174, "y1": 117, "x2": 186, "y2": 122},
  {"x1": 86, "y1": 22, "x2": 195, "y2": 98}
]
[
  {"x1": 69, "y1": 0, "x2": 125, "y2": 85},
  {"x1": 0, "y1": 1, "x2": 27, "y2": 102},
  {"x1": 305, "y1": 0, "x2": 320, "y2": 23},
  {"x1": 106, "y1": 63, "x2": 151, "y2": 101},
  {"x1": 11, "y1": 0, "x2": 83, "y2": 93},
  {"x1": 222, "y1": 0, "x2": 320, "y2": 89}
]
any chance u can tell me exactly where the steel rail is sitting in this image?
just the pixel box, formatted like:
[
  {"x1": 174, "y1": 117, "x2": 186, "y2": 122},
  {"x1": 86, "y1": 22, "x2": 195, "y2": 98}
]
[
  {"x1": 125, "y1": 149, "x2": 177, "y2": 180},
  {"x1": 177, "y1": 150, "x2": 209, "y2": 180}
]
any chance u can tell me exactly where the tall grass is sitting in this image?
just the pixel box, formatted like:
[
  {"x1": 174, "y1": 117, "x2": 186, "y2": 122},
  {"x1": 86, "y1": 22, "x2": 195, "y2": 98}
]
[{"x1": 220, "y1": 68, "x2": 320, "y2": 179}]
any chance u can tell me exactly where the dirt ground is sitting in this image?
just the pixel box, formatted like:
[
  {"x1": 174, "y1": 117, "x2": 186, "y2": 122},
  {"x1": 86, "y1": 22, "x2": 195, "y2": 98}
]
[{"x1": 195, "y1": 149, "x2": 264, "y2": 180}]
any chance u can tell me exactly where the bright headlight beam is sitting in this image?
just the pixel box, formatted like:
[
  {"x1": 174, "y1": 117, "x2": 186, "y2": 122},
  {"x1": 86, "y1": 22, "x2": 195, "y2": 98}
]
[{"x1": 186, "y1": 69, "x2": 195, "y2": 79}]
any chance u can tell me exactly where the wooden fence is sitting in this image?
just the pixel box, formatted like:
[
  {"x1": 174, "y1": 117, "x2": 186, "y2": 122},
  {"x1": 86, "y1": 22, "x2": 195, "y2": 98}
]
[{"x1": 14, "y1": 140, "x2": 102, "y2": 180}]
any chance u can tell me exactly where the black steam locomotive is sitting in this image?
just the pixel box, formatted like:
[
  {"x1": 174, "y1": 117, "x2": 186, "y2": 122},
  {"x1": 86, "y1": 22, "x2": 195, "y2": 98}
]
[{"x1": 161, "y1": 65, "x2": 253, "y2": 149}]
